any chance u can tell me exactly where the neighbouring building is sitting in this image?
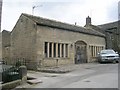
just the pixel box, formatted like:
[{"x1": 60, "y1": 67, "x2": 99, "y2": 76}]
[
  {"x1": 84, "y1": 16, "x2": 120, "y2": 53},
  {"x1": 0, "y1": 0, "x2": 2, "y2": 61},
  {"x1": 0, "y1": 0, "x2": 2, "y2": 31},
  {"x1": 2, "y1": 30, "x2": 11, "y2": 63},
  {"x1": 2, "y1": 13, "x2": 106, "y2": 70},
  {"x1": 98, "y1": 21, "x2": 120, "y2": 53}
]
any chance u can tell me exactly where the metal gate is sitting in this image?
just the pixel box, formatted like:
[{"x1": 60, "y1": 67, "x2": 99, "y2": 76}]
[{"x1": 75, "y1": 41, "x2": 87, "y2": 64}]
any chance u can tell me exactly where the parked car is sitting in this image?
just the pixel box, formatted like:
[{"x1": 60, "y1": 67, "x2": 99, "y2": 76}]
[
  {"x1": 97, "y1": 49, "x2": 119, "y2": 63},
  {"x1": 0, "y1": 61, "x2": 5, "y2": 65}
]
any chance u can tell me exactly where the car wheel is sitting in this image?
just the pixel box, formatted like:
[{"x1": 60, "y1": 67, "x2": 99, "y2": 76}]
[
  {"x1": 113, "y1": 60, "x2": 116, "y2": 64},
  {"x1": 116, "y1": 60, "x2": 119, "y2": 63}
]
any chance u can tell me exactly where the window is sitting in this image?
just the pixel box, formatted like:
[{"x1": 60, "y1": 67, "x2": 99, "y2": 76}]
[
  {"x1": 54, "y1": 43, "x2": 56, "y2": 57},
  {"x1": 89, "y1": 45, "x2": 105, "y2": 58},
  {"x1": 91, "y1": 46, "x2": 93, "y2": 57},
  {"x1": 44, "y1": 42, "x2": 48, "y2": 57},
  {"x1": 66, "y1": 44, "x2": 68, "y2": 57},
  {"x1": 49, "y1": 43, "x2": 52, "y2": 57},
  {"x1": 58, "y1": 43, "x2": 60, "y2": 57},
  {"x1": 44, "y1": 42, "x2": 69, "y2": 58}
]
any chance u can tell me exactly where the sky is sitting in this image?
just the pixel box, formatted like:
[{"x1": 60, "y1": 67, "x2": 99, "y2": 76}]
[{"x1": 1, "y1": 0, "x2": 120, "y2": 31}]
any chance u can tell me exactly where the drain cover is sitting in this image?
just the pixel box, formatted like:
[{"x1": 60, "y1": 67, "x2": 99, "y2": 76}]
[
  {"x1": 45, "y1": 75, "x2": 57, "y2": 77},
  {"x1": 85, "y1": 68, "x2": 91, "y2": 69},
  {"x1": 84, "y1": 80, "x2": 91, "y2": 82}
]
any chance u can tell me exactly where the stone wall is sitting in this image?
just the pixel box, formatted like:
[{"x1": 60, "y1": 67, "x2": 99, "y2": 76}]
[
  {"x1": 36, "y1": 25, "x2": 106, "y2": 67},
  {"x1": 10, "y1": 15, "x2": 37, "y2": 70},
  {"x1": 6, "y1": 14, "x2": 106, "y2": 69},
  {"x1": 98, "y1": 21, "x2": 120, "y2": 53},
  {"x1": 2, "y1": 30, "x2": 11, "y2": 63}
]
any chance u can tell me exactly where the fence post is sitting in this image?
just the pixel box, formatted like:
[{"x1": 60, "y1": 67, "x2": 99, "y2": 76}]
[{"x1": 18, "y1": 66, "x2": 27, "y2": 84}]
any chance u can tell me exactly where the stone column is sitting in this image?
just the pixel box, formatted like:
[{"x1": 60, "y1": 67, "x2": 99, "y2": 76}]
[
  {"x1": 94, "y1": 46, "x2": 96, "y2": 57},
  {"x1": 60, "y1": 44, "x2": 62, "y2": 57},
  {"x1": 67, "y1": 44, "x2": 69, "y2": 58},
  {"x1": 93, "y1": 46, "x2": 95, "y2": 57},
  {"x1": 56, "y1": 43, "x2": 58, "y2": 58},
  {"x1": 64, "y1": 44, "x2": 66, "y2": 58},
  {"x1": 19, "y1": 66, "x2": 27, "y2": 84},
  {"x1": 52, "y1": 43, "x2": 54, "y2": 58},
  {"x1": 47, "y1": 42, "x2": 49, "y2": 58}
]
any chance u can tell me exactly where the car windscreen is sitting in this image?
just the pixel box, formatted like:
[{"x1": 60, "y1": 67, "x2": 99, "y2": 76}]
[{"x1": 100, "y1": 50, "x2": 115, "y2": 54}]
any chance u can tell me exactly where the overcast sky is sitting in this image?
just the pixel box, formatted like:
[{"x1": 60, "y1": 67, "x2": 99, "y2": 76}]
[{"x1": 1, "y1": 0, "x2": 119, "y2": 31}]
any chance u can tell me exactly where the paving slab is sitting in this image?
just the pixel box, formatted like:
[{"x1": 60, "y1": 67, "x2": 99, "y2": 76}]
[{"x1": 27, "y1": 79, "x2": 43, "y2": 84}]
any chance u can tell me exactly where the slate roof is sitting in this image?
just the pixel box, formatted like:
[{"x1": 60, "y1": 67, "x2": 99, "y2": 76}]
[
  {"x1": 85, "y1": 24, "x2": 105, "y2": 34},
  {"x1": 98, "y1": 21, "x2": 118, "y2": 30},
  {"x1": 22, "y1": 13, "x2": 105, "y2": 37}
]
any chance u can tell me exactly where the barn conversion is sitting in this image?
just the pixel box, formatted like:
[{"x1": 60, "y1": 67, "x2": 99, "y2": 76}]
[{"x1": 2, "y1": 13, "x2": 106, "y2": 70}]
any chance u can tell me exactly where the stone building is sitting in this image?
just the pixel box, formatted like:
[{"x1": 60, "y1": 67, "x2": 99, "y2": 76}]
[
  {"x1": 98, "y1": 21, "x2": 120, "y2": 53},
  {"x1": 0, "y1": 0, "x2": 2, "y2": 31},
  {"x1": 0, "y1": 0, "x2": 2, "y2": 61},
  {"x1": 2, "y1": 30, "x2": 11, "y2": 63},
  {"x1": 84, "y1": 16, "x2": 120, "y2": 53},
  {"x1": 2, "y1": 13, "x2": 106, "y2": 70}
]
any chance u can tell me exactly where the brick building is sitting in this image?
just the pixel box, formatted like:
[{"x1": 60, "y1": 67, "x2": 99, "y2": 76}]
[{"x1": 2, "y1": 13, "x2": 106, "y2": 70}]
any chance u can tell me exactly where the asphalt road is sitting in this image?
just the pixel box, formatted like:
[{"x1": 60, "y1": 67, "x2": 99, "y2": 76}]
[{"x1": 18, "y1": 63, "x2": 118, "y2": 88}]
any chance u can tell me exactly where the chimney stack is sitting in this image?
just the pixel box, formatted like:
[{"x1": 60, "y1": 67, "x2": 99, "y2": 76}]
[{"x1": 86, "y1": 16, "x2": 91, "y2": 26}]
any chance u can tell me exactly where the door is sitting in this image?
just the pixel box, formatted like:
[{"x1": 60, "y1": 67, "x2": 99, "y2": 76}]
[{"x1": 75, "y1": 41, "x2": 87, "y2": 64}]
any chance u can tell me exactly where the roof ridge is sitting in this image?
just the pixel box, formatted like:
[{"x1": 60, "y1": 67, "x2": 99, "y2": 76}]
[
  {"x1": 22, "y1": 13, "x2": 84, "y2": 28},
  {"x1": 22, "y1": 13, "x2": 105, "y2": 37}
]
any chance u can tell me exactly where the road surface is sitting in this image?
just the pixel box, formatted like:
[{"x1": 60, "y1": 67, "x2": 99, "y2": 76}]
[{"x1": 19, "y1": 63, "x2": 118, "y2": 88}]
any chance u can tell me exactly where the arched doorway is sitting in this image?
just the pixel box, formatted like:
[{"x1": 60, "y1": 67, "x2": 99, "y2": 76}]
[{"x1": 75, "y1": 41, "x2": 87, "y2": 64}]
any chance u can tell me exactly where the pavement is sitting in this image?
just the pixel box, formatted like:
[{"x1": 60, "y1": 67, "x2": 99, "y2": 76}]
[
  {"x1": 37, "y1": 62, "x2": 99, "y2": 73},
  {"x1": 15, "y1": 63, "x2": 118, "y2": 88}
]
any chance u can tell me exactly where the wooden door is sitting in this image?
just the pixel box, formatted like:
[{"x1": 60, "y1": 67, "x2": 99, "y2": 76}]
[{"x1": 75, "y1": 41, "x2": 87, "y2": 64}]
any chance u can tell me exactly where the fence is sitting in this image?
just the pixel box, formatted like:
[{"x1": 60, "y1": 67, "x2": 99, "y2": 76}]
[
  {"x1": 2, "y1": 66, "x2": 20, "y2": 83},
  {"x1": 3, "y1": 58, "x2": 39, "y2": 70},
  {"x1": 1, "y1": 59, "x2": 27, "y2": 83}
]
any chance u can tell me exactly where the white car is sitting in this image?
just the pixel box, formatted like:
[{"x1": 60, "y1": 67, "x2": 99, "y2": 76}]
[{"x1": 97, "y1": 49, "x2": 119, "y2": 63}]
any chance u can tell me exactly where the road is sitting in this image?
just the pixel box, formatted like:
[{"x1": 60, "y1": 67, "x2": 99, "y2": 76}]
[{"x1": 19, "y1": 63, "x2": 118, "y2": 88}]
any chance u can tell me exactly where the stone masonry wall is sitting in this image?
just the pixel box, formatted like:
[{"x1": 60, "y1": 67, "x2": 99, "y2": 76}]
[
  {"x1": 36, "y1": 25, "x2": 106, "y2": 67},
  {"x1": 10, "y1": 15, "x2": 37, "y2": 70},
  {"x1": 2, "y1": 30, "x2": 11, "y2": 63}
]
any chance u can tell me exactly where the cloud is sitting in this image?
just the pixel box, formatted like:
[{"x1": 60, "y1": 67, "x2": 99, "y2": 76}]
[{"x1": 1, "y1": 0, "x2": 119, "y2": 31}]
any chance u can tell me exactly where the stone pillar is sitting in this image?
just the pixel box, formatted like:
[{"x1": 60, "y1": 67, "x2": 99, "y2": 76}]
[
  {"x1": 93, "y1": 46, "x2": 95, "y2": 57},
  {"x1": 47, "y1": 42, "x2": 49, "y2": 58},
  {"x1": 19, "y1": 66, "x2": 27, "y2": 84},
  {"x1": 52, "y1": 43, "x2": 54, "y2": 58},
  {"x1": 94, "y1": 46, "x2": 96, "y2": 57},
  {"x1": 67, "y1": 44, "x2": 69, "y2": 58},
  {"x1": 60, "y1": 44, "x2": 62, "y2": 57},
  {"x1": 56, "y1": 43, "x2": 58, "y2": 58},
  {"x1": 64, "y1": 44, "x2": 66, "y2": 58}
]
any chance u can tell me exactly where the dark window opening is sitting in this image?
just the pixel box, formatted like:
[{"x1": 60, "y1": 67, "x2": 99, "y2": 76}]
[
  {"x1": 49, "y1": 43, "x2": 52, "y2": 57},
  {"x1": 91, "y1": 46, "x2": 93, "y2": 57},
  {"x1": 66, "y1": 44, "x2": 68, "y2": 57},
  {"x1": 58, "y1": 44, "x2": 60, "y2": 57},
  {"x1": 54, "y1": 43, "x2": 56, "y2": 57},
  {"x1": 62, "y1": 44, "x2": 64, "y2": 57},
  {"x1": 44, "y1": 42, "x2": 48, "y2": 57}
]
